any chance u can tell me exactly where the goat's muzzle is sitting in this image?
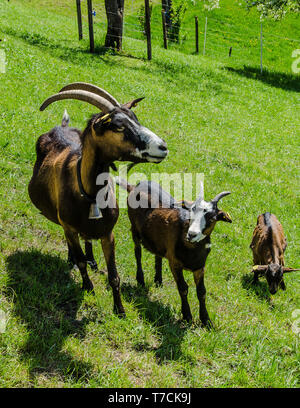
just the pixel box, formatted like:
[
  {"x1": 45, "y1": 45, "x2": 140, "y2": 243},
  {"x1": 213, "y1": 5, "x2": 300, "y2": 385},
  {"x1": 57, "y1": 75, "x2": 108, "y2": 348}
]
[
  {"x1": 131, "y1": 127, "x2": 168, "y2": 163},
  {"x1": 141, "y1": 142, "x2": 168, "y2": 163}
]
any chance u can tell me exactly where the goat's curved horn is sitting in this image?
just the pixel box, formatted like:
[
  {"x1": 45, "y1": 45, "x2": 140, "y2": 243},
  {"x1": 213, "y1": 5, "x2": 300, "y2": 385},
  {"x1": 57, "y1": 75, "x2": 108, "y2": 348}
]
[
  {"x1": 59, "y1": 82, "x2": 120, "y2": 107},
  {"x1": 40, "y1": 90, "x2": 115, "y2": 113},
  {"x1": 194, "y1": 181, "x2": 204, "y2": 207},
  {"x1": 212, "y1": 191, "x2": 231, "y2": 205},
  {"x1": 283, "y1": 267, "x2": 300, "y2": 273}
]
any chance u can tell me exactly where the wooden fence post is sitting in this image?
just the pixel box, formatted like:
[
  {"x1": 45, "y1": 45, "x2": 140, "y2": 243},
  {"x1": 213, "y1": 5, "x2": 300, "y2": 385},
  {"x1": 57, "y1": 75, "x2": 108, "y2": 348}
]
[
  {"x1": 195, "y1": 16, "x2": 199, "y2": 54},
  {"x1": 162, "y1": 9, "x2": 168, "y2": 49},
  {"x1": 76, "y1": 0, "x2": 83, "y2": 40},
  {"x1": 203, "y1": 17, "x2": 207, "y2": 56},
  {"x1": 87, "y1": 0, "x2": 94, "y2": 53},
  {"x1": 145, "y1": 0, "x2": 152, "y2": 60}
]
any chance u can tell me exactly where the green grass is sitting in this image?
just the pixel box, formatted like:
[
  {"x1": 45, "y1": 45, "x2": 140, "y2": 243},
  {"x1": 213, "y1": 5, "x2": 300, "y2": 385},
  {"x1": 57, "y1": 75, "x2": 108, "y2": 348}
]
[{"x1": 0, "y1": 0, "x2": 299, "y2": 388}]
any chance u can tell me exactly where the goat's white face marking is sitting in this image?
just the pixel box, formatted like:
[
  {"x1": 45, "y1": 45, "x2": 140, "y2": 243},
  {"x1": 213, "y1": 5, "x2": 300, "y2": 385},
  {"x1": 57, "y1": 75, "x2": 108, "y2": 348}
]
[
  {"x1": 113, "y1": 112, "x2": 168, "y2": 163},
  {"x1": 131, "y1": 126, "x2": 168, "y2": 163},
  {"x1": 187, "y1": 200, "x2": 214, "y2": 243}
]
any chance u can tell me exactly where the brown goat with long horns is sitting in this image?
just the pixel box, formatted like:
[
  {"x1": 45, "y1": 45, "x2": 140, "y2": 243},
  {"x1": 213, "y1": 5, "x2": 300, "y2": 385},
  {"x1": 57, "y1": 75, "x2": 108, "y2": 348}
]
[
  {"x1": 28, "y1": 82, "x2": 168, "y2": 315},
  {"x1": 250, "y1": 212, "x2": 299, "y2": 294}
]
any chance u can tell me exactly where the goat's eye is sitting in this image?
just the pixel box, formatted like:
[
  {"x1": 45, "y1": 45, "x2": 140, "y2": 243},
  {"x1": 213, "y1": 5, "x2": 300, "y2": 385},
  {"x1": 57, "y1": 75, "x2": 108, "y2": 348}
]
[
  {"x1": 117, "y1": 127, "x2": 125, "y2": 132},
  {"x1": 203, "y1": 209, "x2": 207, "y2": 213}
]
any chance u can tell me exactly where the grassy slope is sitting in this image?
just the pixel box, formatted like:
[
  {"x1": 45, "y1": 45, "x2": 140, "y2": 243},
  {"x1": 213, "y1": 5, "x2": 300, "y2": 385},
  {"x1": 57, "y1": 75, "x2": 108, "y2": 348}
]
[{"x1": 0, "y1": 0, "x2": 299, "y2": 388}]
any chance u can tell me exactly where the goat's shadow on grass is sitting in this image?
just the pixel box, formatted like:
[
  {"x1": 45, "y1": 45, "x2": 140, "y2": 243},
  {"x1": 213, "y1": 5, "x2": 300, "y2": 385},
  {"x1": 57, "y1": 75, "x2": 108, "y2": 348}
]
[
  {"x1": 5, "y1": 250, "x2": 93, "y2": 384},
  {"x1": 121, "y1": 282, "x2": 189, "y2": 363},
  {"x1": 241, "y1": 273, "x2": 271, "y2": 303},
  {"x1": 225, "y1": 66, "x2": 300, "y2": 93}
]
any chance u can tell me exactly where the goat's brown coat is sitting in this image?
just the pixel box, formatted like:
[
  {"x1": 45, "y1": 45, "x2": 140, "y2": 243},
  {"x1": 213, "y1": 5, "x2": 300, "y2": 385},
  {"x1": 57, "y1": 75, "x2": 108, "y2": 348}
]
[
  {"x1": 249, "y1": 213, "x2": 294, "y2": 294},
  {"x1": 28, "y1": 97, "x2": 168, "y2": 315},
  {"x1": 122, "y1": 182, "x2": 231, "y2": 326},
  {"x1": 250, "y1": 213, "x2": 286, "y2": 266}
]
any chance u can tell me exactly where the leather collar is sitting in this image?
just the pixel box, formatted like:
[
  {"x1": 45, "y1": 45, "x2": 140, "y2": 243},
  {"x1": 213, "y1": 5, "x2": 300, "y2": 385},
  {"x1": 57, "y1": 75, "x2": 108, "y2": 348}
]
[{"x1": 77, "y1": 158, "x2": 97, "y2": 204}]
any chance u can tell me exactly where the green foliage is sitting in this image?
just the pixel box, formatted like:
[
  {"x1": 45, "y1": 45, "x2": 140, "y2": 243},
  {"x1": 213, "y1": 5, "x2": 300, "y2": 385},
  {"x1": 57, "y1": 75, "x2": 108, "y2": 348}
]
[
  {"x1": 205, "y1": 0, "x2": 300, "y2": 19},
  {"x1": 245, "y1": 0, "x2": 300, "y2": 20},
  {"x1": 138, "y1": 3, "x2": 153, "y2": 36},
  {"x1": 168, "y1": 0, "x2": 188, "y2": 43}
]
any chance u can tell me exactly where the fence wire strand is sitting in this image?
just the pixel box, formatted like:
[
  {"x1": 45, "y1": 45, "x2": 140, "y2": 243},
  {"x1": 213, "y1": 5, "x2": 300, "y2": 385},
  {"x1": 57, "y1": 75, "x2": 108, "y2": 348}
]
[{"x1": 83, "y1": 7, "x2": 299, "y2": 67}]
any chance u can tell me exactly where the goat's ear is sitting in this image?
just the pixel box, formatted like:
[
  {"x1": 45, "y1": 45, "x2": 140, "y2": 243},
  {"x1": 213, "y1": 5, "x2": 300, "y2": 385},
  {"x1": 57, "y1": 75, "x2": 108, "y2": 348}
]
[
  {"x1": 253, "y1": 265, "x2": 268, "y2": 273},
  {"x1": 216, "y1": 210, "x2": 232, "y2": 223},
  {"x1": 283, "y1": 267, "x2": 300, "y2": 273},
  {"x1": 174, "y1": 200, "x2": 193, "y2": 210},
  {"x1": 123, "y1": 97, "x2": 145, "y2": 110}
]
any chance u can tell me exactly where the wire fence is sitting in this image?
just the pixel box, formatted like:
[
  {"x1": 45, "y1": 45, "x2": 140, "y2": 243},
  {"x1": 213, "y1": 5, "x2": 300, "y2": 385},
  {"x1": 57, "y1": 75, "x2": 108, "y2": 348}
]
[{"x1": 77, "y1": 2, "x2": 300, "y2": 73}]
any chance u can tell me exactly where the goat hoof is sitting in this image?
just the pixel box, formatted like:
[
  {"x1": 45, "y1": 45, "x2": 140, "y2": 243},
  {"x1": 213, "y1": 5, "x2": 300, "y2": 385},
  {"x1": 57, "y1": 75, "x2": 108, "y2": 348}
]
[
  {"x1": 202, "y1": 319, "x2": 214, "y2": 330},
  {"x1": 182, "y1": 315, "x2": 193, "y2": 323},
  {"x1": 87, "y1": 261, "x2": 98, "y2": 271},
  {"x1": 69, "y1": 262, "x2": 79, "y2": 271},
  {"x1": 114, "y1": 305, "x2": 126, "y2": 318},
  {"x1": 82, "y1": 281, "x2": 94, "y2": 293}
]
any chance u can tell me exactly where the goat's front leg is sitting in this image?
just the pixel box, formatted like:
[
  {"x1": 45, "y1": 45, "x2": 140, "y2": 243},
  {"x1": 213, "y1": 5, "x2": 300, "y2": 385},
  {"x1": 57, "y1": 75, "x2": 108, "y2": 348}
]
[
  {"x1": 85, "y1": 241, "x2": 98, "y2": 271},
  {"x1": 193, "y1": 268, "x2": 212, "y2": 328},
  {"x1": 154, "y1": 256, "x2": 162, "y2": 286},
  {"x1": 169, "y1": 262, "x2": 192, "y2": 322},
  {"x1": 280, "y1": 279, "x2": 286, "y2": 291},
  {"x1": 253, "y1": 270, "x2": 259, "y2": 284},
  {"x1": 101, "y1": 233, "x2": 125, "y2": 316},
  {"x1": 65, "y1": 231, "x2": 94, "y2": 292}
]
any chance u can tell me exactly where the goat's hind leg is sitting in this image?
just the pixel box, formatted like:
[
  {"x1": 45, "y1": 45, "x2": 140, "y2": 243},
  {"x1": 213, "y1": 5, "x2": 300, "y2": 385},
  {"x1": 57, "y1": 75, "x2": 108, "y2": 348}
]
[
  {"x1": 132, "y1": 230, "x2": 145, "y2": 287},
  {"x1": 65, "y1": 230, "x2": 94, "y2": 292},
  {"x1": 85, "y1": 241, "x2": 98, "y2": 271},
  {"x1": 67, "y1": 243, "x2": 77, "y2": 269},
  {"x1": 154, "y1": 256, "x2": 162, "y2": 286}
]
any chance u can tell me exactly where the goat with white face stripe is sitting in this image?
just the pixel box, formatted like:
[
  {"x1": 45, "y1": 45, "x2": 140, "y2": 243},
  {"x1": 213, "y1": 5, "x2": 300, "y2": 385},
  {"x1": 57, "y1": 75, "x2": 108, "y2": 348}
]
[
  {"x1": 183, "y1": 184, "x2": 232, "y2": 243},
  {"x1": 116, "y1": 178, "x2": 232, "y2": 326}
]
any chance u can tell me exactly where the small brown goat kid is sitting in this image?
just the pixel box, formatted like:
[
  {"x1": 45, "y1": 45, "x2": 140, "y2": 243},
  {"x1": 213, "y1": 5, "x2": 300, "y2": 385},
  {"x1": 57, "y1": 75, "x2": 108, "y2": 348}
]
[
  {"x1": 28, "y1": 82, "x2": 168, "y2": 316},
  {"x1": 250, "y1": 212, "x2": 299, "y2": 294},
  {"x1": 116, "y1": 178, "x2": 232, "y2": 327}
]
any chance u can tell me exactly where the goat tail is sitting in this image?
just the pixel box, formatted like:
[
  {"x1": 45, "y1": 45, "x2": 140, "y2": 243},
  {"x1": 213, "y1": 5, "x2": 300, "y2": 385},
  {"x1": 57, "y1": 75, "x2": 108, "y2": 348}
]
[
  {"x1": 61, "y1": 109, "x2": 70, "y2": 127},
  {"x1": 115, "y1": 177, "x2": 134, "y2": 193}
]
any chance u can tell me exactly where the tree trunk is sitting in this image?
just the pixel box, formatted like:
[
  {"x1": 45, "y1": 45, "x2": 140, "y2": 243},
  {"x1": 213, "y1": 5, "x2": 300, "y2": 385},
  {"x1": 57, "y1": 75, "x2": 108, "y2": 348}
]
[
  {"x1": 162, "y1": 0, "x2": 172, "y2": 29},
  {"x1": 105, "y1": 0, "x2": 124, "y2": 51}
]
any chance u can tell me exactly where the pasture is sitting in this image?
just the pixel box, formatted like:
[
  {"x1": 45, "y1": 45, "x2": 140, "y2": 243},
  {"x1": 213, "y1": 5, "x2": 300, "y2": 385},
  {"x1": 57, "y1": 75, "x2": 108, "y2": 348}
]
[{"x1": 0, "y1": 0, "x2": 299, "y2": 388}]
